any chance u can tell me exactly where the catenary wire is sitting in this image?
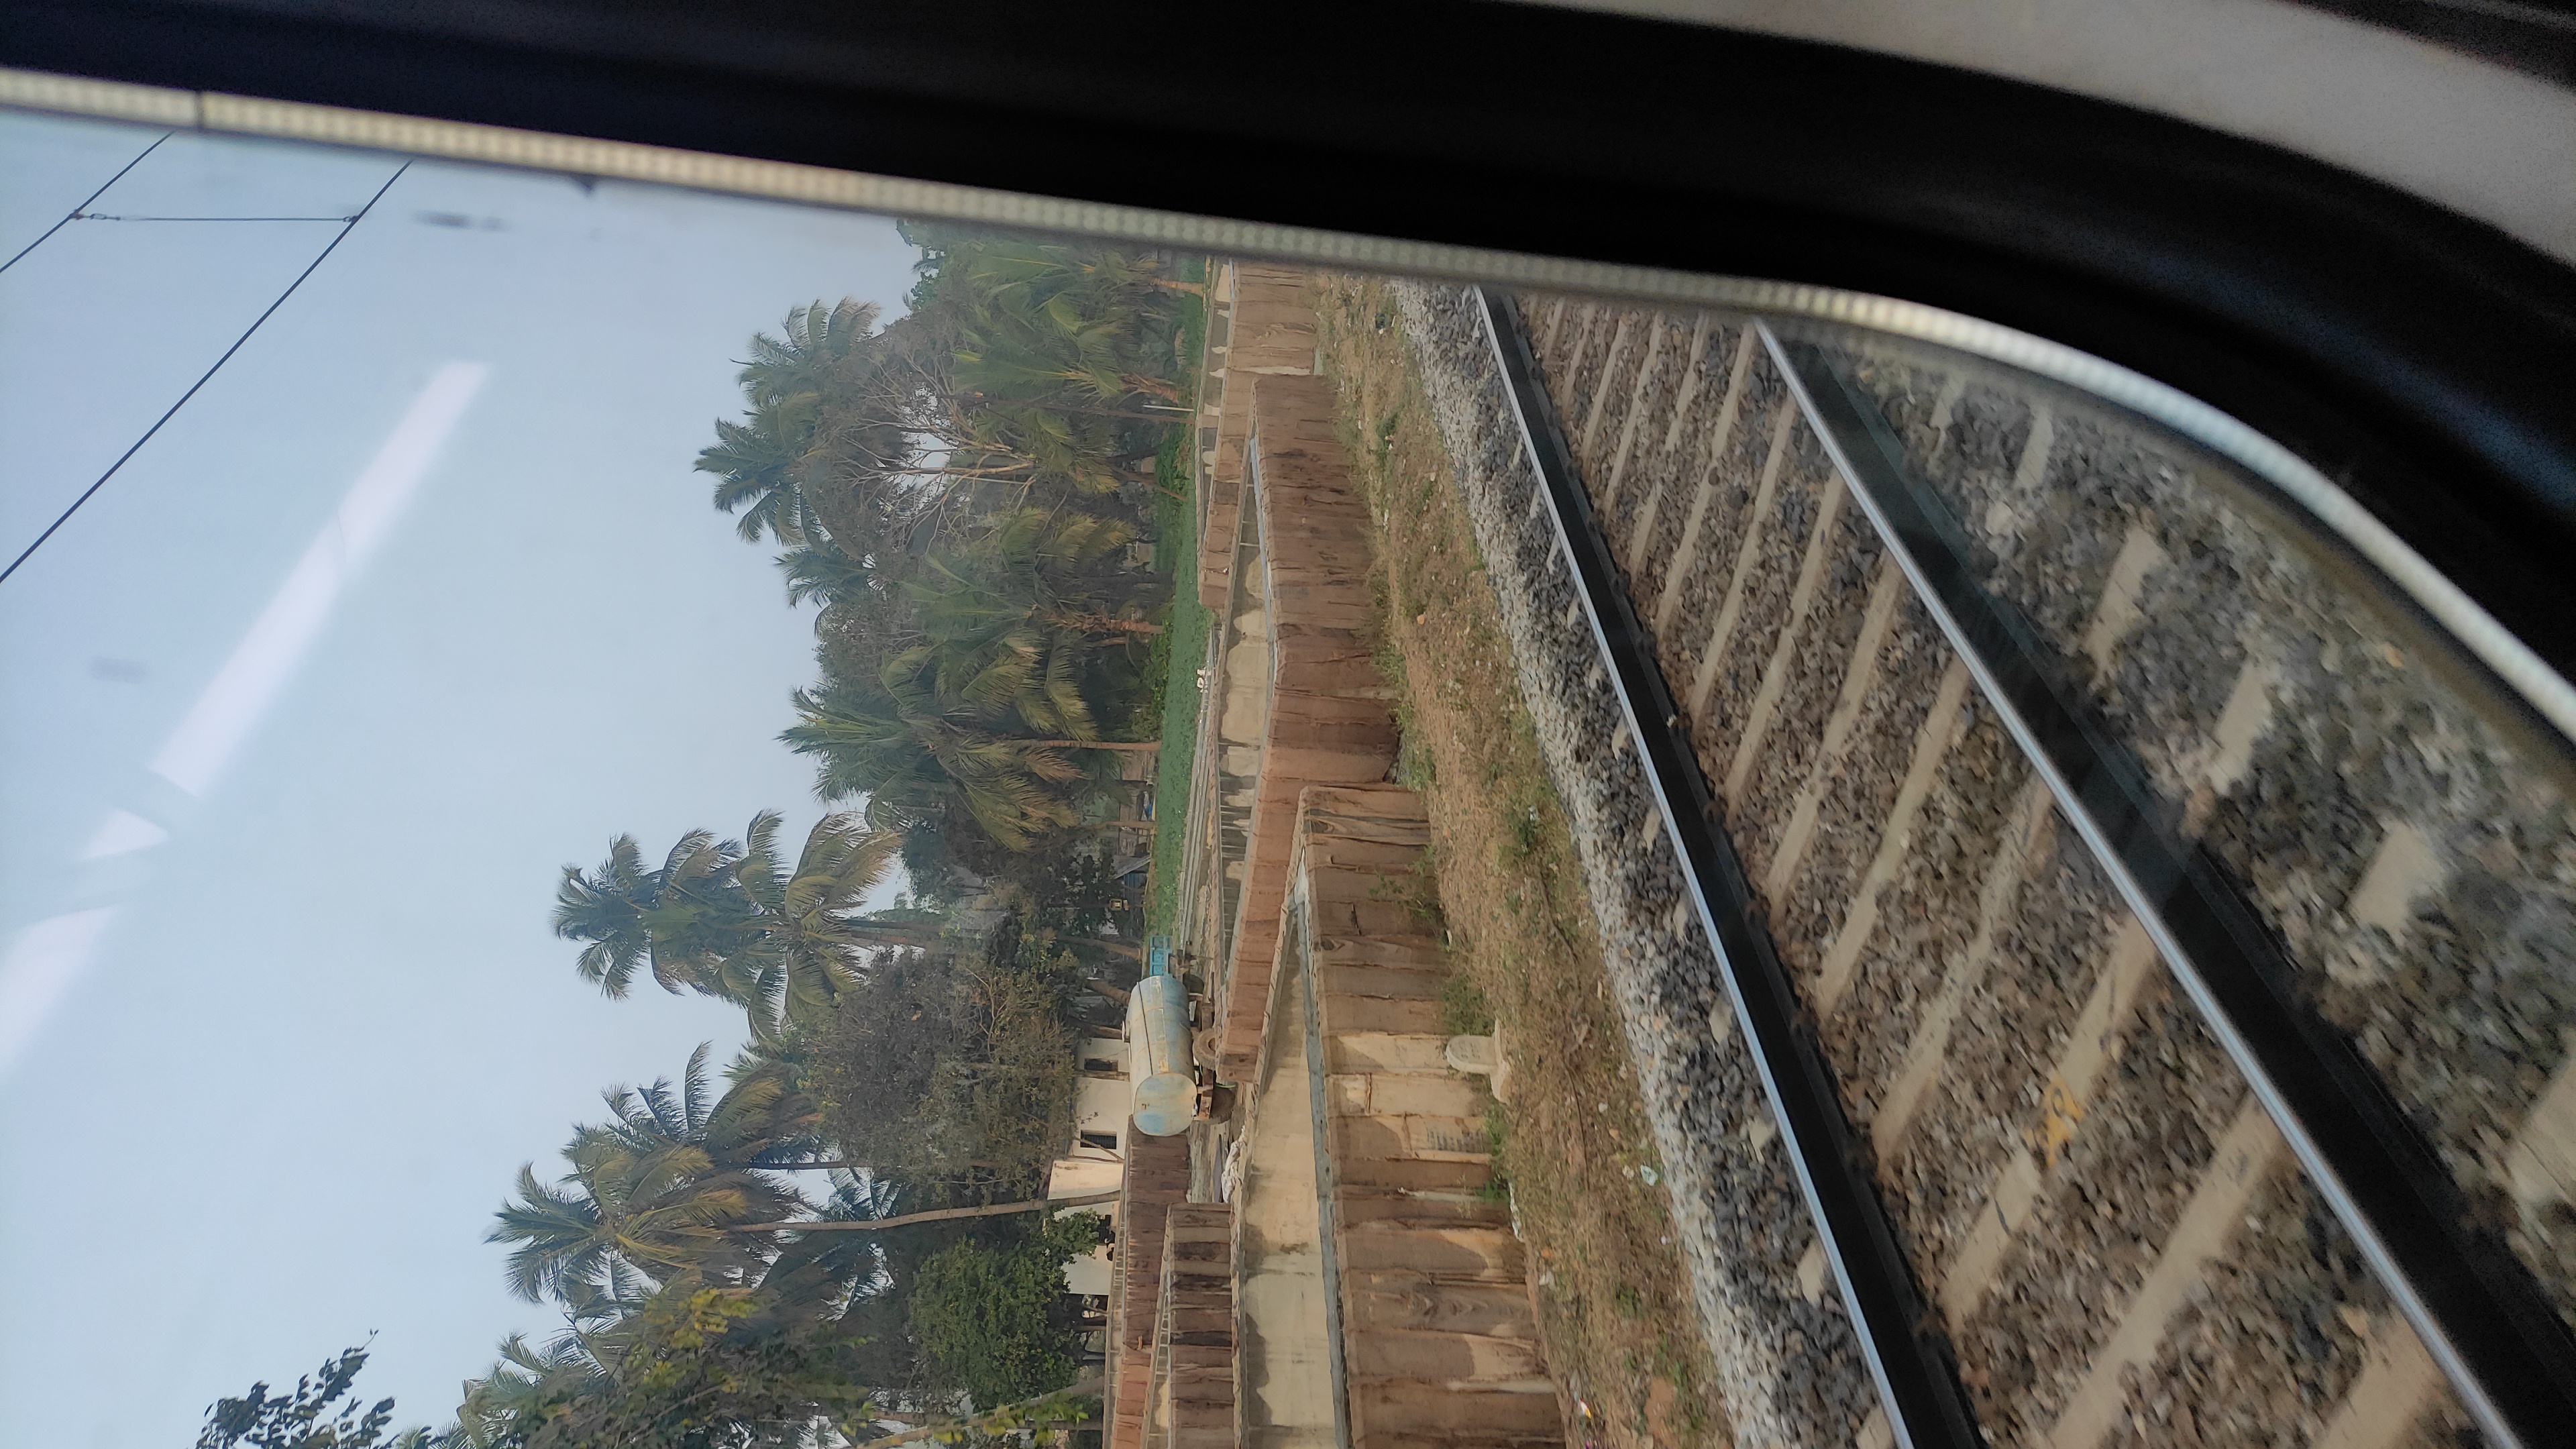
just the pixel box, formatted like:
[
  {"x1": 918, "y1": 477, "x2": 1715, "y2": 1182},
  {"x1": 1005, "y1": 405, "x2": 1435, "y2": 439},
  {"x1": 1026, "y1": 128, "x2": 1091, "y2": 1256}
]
[
  {"x1": 0, "y1": 129, "x2": 168, "y2": 276},
  {"x1": 75, "y1": 213, "x2": 361, "y2": 221},
  {"x1": 0, "y1": 161, "x2": 411, "y2": 588}
]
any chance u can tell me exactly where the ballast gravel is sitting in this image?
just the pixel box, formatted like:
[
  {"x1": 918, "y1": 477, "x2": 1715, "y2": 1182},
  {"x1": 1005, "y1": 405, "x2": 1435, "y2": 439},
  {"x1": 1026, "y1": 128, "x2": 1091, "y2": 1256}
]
[{"x1": 1394, "y1": 282, "x2": 1880, "y2": 1449}]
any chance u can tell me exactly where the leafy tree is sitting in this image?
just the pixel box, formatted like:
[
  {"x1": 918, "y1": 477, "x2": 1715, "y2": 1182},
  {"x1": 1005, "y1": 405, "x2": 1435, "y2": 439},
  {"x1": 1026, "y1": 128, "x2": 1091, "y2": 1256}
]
[
  {"x1": 804, "y1": 941, "x2": 1077, "y2": 1193},
  {"x1": 690, "y1": 233, "x2": 1193, "y2": 885},
  {"x1": 909, "y1": 1212, "x2": 1106, "y2": 1407},
  {"x1": 451, "y1": 225, "x2": 1197, "y2": 1449},
  {"x1": 198, "y1": 1342, "x2": 432, "y2": 1449},
  {"x1": 487, "y1": 1093, "x2": 808, "y2": 1310},
  {"x1": 786, "y1": 662, "x2": 1081, "y2": 851},
  {"x1": 453, "y1": 1285, "x2": 888, "y2": 1449},
  {"x1": 855, "y1": 1377, "x2": 1102, "y2": 1448},
  {"x1": 576, "y1": 1043, "x2": 837, "y2": 1176},
  {"x1": 553, "y1": 812, "x2": 902, "y2": 1034},
  {"x1": 551, "y1": 828, "x2": 753, "y2": 1002}
]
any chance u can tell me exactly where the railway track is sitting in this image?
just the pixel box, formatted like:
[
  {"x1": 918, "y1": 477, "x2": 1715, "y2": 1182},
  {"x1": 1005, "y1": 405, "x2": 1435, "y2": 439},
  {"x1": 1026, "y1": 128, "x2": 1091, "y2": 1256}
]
[{"x1": 1387, "y1": 282, "x2": 2576, "y2": 1449}]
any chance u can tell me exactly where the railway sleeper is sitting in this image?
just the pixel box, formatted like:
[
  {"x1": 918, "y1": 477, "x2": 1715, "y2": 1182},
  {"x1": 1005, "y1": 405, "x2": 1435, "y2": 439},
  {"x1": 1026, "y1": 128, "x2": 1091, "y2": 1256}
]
[{"x1": 1398, "y1": 283, "x2": 2576, "y2": 1446}]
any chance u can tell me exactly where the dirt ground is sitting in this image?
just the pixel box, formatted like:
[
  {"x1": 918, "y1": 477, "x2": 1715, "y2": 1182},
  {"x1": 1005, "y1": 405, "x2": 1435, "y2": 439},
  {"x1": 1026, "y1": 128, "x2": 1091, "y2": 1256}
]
[{"x1": 1312, "y1": 273, "x2": 1731, "y2": 1449}]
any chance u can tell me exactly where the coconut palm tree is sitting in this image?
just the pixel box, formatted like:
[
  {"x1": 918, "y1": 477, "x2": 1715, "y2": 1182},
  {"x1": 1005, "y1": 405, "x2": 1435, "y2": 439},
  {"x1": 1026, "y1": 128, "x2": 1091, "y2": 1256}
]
[
  {"x1": 873, "y1": 504, "x2": 1162, "y2": 782},
  {"x1": 554, "y1": 816, "x2": 904, "y2": 1033},
  {"x1": 572, "y1": 1043, "x2": 884, "y2": 1195},
  {"x1": 949, "y1": 398, "x2": 1130, "y2": 496},
  {"x1": 905, "y1": 574, "x2": 1098, "y2": 744},
  {"x1": 698, "y1": 393, "x2": 825, "y2": 547},
  {"x1": 949, "y1": 239, "x2": 1196, "y2": 306},
  {"x1": 705, "y1": 299, "x2": 932, "y2": 563},
  {"x1": 487, "y1": 1154, "x2": 778, "y2": 1311},
  {"x1": 490, "y1": 1055, "x2": 821, "y2": 1313},
  {"x1": 777, "y1": 537, "x2": 876, "y2": 609},
  {"x1": 737, "y1": 297, "x2": 881, "y2": 410},
  {"x1": 551, "y1": 830, "x2": 757, "y2": 1002},
  {"x1": 450, "y1": 1333, "x2": 608, "y2": 1449},
  {"x1": 954, "y1": 327, "x2": 1163, "y2": 412},
  {"x1": 785, "y1": 664, "x2": 1083, "y2": 851},
  {"x1": 786, "y1": 639, "x2": 1152, "y2": 855},
  {"x1": 936, "y1": 239, "x2": 1175, "y2": 418},
  {"x1": 729, "y1": 811, "x2": 902, "y2": 1033},
  {"x1": 918, "y1": 506, "x2": 1160, "y2": 647}
]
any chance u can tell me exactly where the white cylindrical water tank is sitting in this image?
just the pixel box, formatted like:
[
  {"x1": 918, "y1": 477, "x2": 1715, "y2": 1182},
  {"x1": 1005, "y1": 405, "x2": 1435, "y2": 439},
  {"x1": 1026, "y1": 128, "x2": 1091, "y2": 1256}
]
[{"x1": 1126, "y1": 974, "x2": 1195, "y2": 1136}]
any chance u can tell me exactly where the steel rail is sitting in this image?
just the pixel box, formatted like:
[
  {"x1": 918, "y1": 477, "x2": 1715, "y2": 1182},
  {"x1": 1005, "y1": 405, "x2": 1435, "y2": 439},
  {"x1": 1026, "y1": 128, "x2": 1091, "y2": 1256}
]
[
  {"x1": 1761, "y1": 325, "x2": 2576, "y2": 1449},
  {"x1": 1472, "y1": 287, "x2": 1982, "y2": 1449}
]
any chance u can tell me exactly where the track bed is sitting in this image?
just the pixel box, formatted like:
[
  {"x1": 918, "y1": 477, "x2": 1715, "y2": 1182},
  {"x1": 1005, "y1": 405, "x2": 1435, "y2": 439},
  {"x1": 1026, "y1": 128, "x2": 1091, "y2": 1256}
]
[{"x1": 1391, "y1": 280, "x2": 2576, "y2": 1449}]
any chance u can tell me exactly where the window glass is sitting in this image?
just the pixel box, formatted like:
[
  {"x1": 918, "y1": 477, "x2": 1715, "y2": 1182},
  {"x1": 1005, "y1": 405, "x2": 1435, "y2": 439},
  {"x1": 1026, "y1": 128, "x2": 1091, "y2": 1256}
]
[{"x1": 3, "y1": 101, "x2": 2568, "y2": 1449}]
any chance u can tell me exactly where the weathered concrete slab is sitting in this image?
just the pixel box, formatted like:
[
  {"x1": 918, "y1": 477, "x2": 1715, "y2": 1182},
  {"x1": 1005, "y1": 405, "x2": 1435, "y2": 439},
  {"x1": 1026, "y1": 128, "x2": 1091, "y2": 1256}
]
[
  {"x1": 1213, "y1": 380, "x2": 1399, "y2": 1081},
  {"x1": 1234, "y1": 931, "x2": 1340, "y2": 1449},
  {"x1": 1281, "y1": 785, "x2": 1567, "y2": 1449},
  {"x1": 1200, "y1": 266, "x2": 1323, "y2": 610},
  {"x1": 1111, "y1": 1128, "x2": 1195, "y2": 1449},
  {"x1": 1146, "y1": 1203, "x2": 1237, "y2": 1449}
]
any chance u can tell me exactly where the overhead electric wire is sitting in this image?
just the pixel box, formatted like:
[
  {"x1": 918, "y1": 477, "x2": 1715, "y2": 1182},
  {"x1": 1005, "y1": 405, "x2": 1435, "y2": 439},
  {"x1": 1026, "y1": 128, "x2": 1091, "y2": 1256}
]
[
  {"x1": 0, "y1": 161, "x2": 411, "y2": 588},
  {"x1": 76, "y1": 213, "x2": 363, "y2": 222},
  {"x1": 0, "y1": 131, "x2": 168, "y2": 276}
]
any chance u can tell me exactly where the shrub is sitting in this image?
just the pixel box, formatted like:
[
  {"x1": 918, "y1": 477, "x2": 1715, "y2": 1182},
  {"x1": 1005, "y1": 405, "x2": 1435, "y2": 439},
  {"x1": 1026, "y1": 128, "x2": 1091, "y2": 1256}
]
[
  {"x1": 910, "y1": 1213, "x2": 1107, "y2": 1406},
  {"x1": 806, "y1": 949, "x2": 1076, "y2": 1194}
]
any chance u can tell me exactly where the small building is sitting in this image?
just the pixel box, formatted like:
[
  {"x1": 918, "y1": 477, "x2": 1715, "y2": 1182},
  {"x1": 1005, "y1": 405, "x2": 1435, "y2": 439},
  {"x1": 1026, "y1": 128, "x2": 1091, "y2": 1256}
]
[{"x1": 1053, "y1": 1034, "x2": 1133, "y2": 1300}]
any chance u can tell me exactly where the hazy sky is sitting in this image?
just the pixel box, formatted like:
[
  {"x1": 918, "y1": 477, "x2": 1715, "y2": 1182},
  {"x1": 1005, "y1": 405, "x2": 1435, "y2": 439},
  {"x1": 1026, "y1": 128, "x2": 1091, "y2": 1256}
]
[{"x1": 0, "y1": 111, "x2": 920, "y2": 1445}]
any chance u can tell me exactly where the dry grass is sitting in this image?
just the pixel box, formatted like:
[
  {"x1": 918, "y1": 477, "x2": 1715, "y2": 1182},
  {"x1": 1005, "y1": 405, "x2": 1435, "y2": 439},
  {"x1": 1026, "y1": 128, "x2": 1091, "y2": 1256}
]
[{"x1": 1313, "y1": 274, "x2": 1729, "y2": 1449}]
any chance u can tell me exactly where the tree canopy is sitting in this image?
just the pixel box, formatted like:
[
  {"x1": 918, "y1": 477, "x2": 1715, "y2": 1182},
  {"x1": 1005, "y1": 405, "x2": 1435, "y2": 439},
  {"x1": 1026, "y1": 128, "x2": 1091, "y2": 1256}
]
[
  {"x1": 552, "y1": 812, "x2": 900, "y2": 1036},
  {"x1": 430, "y1": 229, "x2": 1188, "y2": 1446},
  {"x1": 910, "y1": 1212, "x2": 1109, "y2": 1408},
  {"x1": 197, "y1": 1343, "x2": 431, "y2": 1449},
  {"x1": 704, "y1": 233, "x2": 1189, "y2": 874}
]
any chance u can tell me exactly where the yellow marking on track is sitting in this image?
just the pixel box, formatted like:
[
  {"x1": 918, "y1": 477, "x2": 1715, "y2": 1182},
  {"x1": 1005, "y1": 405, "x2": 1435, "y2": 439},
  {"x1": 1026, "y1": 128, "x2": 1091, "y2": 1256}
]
[{"x1": 2035, "y1": 1084, "x2": 2086, "y2": 1169}]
